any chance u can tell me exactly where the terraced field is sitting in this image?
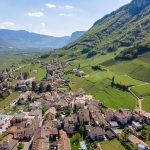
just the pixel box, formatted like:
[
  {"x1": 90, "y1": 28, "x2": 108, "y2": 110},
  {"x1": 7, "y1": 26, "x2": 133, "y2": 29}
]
[
  {"x1": 64, "y1": 53, "x2": 144, "y2": 110},
  {"x1": 142, "y1": 97, "x2": 150, "y2": 112},
  {"x1": 0, "y1": 92, "x2": 20, "y2": 109},
  {"x1": 131, "y1": 84, "x2": 150, "y2": 97}
]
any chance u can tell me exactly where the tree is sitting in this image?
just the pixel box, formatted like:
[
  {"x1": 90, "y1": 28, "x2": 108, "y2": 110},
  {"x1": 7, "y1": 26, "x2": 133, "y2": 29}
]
[
  {"x1": 39, "y1": 83, "x2": 44, "y2": 93},
  {"x1": 79, "y1": 125, "x2": 84, "y2": 137},
  {"x1": 71, "y1": 133, "x2": 81, "y2": 145},
  {"x1": 64, "y1": 108, "x2": 72, "y2": 116},
  {"x1": 78, "y1": 64, "x2": 81, "y2": 69},
  {"x1": 46, "y1": 84, "x2": 52, "y2": 92},
  {"x1": 111, "y1": 76, "x2": 115, "y2": 87},
  {"x1": 23, "y1": 72, "x2": 29, "y2": 80},
  {"x1": 119, "y1": 132, "x2": 128, "y2": 142},
  {"x1": 88, "y1": 142, "x2": 98, "y2": 150},
  {"x1": 17, "y1": 143, "x2": 24, "y2": 150},
  {"x1": 42, "y1": 107, "x2": 48, "y2": 116},
  {"x1": 32, "y1": 81, "x2": 37, "y2": 91}
]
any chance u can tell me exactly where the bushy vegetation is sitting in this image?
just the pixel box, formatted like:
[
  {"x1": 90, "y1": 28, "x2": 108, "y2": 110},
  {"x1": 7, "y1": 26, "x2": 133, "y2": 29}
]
[
  {"x1": 116, "y1": 43, "x2": 150, "y2": 60},
  {"x1": 87, "y1": 51, "x2": 97, "y2": 58}
]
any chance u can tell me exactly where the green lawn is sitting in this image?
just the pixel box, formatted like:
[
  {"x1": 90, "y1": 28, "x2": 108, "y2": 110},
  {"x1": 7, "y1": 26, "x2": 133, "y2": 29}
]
[
  {"x1": 100, "y1": 139, "x2": 126, "y2": 150},
  {"x1": 14, "y1": 64, "x2": 46, "y2": 81},
  {"x1": 142, "y1": 97, "x2": 150, "y2": 112},
  {"x1": 0, "y1": 92, "x2": 20, "y2": 109},
  {"x1": 131, "y1": 84, "x2": 150, "y2": 97}
]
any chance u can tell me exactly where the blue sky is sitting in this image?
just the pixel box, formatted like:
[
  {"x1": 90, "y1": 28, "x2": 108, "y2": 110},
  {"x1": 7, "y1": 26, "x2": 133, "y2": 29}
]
[{"x1": 0, "y1": 0, "x2": 131, "y2": 36}]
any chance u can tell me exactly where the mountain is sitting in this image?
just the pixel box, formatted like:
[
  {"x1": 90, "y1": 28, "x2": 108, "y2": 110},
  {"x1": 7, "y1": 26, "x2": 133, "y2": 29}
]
[
  {"x1": 69, "y1": 31, "x2": 86, "y2": 42},
  {"x1": 0, "y1": 29, "x2": 85, "y2": 51},
  {"x1": 0, "y1": 38, "x2": 15, "y2": 50},
  {"x1": 65, "y1": 0, "x2": 150, "y2": 59}
]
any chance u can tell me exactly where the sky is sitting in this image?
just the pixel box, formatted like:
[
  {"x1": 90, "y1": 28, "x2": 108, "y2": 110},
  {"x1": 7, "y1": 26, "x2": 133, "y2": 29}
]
[{"x1": 0, "y1": 0, "x2": 132, "y2": 37}]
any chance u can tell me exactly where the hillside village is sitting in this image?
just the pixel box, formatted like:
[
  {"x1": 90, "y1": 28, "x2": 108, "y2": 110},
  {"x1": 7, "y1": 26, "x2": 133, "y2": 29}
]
[{"x1": 0, "y1": 60, "x2": 150, "y2": 150}]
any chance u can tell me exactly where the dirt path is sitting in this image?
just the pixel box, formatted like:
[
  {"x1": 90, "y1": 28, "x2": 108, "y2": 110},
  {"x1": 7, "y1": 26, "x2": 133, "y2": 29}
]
[{"x1": 128, "y1": 83, "x2": 150, "y2": 110}]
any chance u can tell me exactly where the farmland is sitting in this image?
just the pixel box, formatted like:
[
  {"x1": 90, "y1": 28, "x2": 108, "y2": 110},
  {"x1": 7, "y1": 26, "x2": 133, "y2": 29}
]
[
  {"x1": 13, "y1": 64, "x2": 46, "y2": 81},
  {"x1": 63, "y1": 50, "x2": 149, "y2": 110},
  {"x1": 142, "y1": 97, "x2": 150, "y2": 112},
  {"x1": 131, "y1": 84, "x2": 150, "y2": 97},
  {"x1": 0, "y1": 92, "x2": 20, "y2": 109}
]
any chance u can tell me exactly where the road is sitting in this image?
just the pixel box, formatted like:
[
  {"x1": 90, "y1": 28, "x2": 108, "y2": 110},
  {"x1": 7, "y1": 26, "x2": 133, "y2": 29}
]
[{"x1": 128, "y1": 83, "x2": 150, "y2": 110}]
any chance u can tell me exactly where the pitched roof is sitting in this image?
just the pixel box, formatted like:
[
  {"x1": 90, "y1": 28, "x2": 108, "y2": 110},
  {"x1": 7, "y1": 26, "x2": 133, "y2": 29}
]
[
  {"x1": 57, "y1": 130, "x2": 71, "y2": 150},
  {"x1": 128, "y1": 134, "x2": 148, "y2": 146}
]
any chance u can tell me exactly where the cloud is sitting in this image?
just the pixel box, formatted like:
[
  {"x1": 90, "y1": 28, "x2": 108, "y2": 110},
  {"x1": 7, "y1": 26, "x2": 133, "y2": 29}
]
[
  {"x1": 0, "y1": 21, "x2": 15, "y2": 28},
  {"x1": 45, "y1": 3, "x2": 56, "y2": 8},
  {"x1": 59, "y1": 13, "x2": 73, "y2": 17},
  {"x1": 60, "y1": 5, "x2": 74, "y2": 9},
  {"x1": 40, "y1": 22, "x2": 46, "y2": 28},
  {"x1": 27, "y1": 12, "x2": 44, "y2": 17}
]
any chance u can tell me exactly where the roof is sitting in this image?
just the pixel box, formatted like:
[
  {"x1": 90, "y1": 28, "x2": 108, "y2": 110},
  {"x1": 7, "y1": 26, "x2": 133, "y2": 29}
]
[
  {"x1": 34, "y1": 138, "x2": 49, "y2": 150},
  {"x1": 0, "y1": 134, "x2": 18, "y2": 150},
  {"x1": 49, "y1": 107, "x2": 56, "y2": 115},
  {"x1": 49, "y1": 128, "x2": 58, "y2": 135},
  {"x1": 134, "y1": 109, "x2": 150, "y2": 119},
  {"x1": 109, "y1": 121, "x2": 119, "y2": 127},
  {"x1": 78, "y1": 109, "x2": 90, "y2": 122},
  {"x1": 105, "y1": 130, "x2": 116, "y2": 139},
  {"x1": 88, "y1": 126, "x2": 105, "y2": 136},
  {"x1": 7, "y1": 126, "x2": 17, "y2": 134},
  {"x1": 91, "y1": 112, "x2": 109, "y2": 127},
  {"x1": 115, "y1": 109, "x2": 132, "y2": 119},
  {"x1": 57, "y1": 130, "x2": 71, "y2": 150},
  {"x1": 128, "y1": 134, "x2": 148, "y2": 146}
]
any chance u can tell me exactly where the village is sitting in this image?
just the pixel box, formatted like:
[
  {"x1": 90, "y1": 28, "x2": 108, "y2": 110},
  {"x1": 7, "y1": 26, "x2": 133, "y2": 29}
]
[{"x1": 0, "y1": 60, "x2": 150, "y2": 150}]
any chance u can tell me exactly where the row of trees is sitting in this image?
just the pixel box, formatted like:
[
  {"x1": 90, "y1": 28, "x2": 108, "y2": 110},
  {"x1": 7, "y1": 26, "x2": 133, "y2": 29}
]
[
  {"x1": 111, "y1": 77, "x2": 128, "y2": 91},
  {"x1": 32, "y1": 81, "x2": 52, "y2": 93}
]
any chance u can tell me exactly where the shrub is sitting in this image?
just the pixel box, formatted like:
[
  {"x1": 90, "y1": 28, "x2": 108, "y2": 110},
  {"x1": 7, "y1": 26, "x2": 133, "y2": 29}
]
[
  {"x1": 87, "y1": 51, "x2": 97, "y2": 58},
  {"x1": 81, "y1": 48, "x2": 90, "y2": 54}
]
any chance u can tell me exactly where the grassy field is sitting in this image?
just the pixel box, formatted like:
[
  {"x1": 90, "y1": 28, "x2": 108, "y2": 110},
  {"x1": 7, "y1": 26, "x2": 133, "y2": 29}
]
[
  {"x1": 114, "y1": 75, "x2": 143, "y2": 86},
  {"x1": 0, "y1": 92, "x2": 20, "y2": 109},
  {"x1": 100, "y1": 139, "x2": 126, "y2": 150},
  {"x1": 13, "y1": 64, "x2": 46, "y2": 81},
  {"x1": 105, "y1": 58, "x2": 150, "y2": 83},
  {"x1": 146, "y1": 141, "x2": 150, "y2": 147},
  {"x1": 142, "y1": 97, "x2": 150, "y2": 112},
  {"x1": 64, "y1": 52, "x2": 139, "y2": 110},
  {"x1": 61, "y1": 47, "x2": 150, "y2": 110},
  {"x1": 131, "y1": 84, "x2": 150, "y2": 97}
]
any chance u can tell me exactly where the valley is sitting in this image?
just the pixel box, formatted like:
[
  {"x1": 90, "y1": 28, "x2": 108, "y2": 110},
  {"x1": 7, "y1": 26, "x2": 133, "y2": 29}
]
[{"x1": 0, "y1": 0, "x2": 150, "y2": 150}]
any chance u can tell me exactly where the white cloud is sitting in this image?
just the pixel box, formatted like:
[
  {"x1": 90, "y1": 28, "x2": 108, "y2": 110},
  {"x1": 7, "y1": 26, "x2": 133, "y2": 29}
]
[
  {"x1": 60, "y1": 5, "x2": 74, "y2": 9},
  {"x1": 59, "y1": 13, "x2": 73, "y2": 17},
  {"x1": 40, "y1": 22, "x2": 46, "y2": 28},
  {"x1": 27, "y1": 12, "x2": 44, "y2": 17},
  {"x1": 0, "y1": 21, "x2": 15, "y2": 28},
  {"x1": 45, "y1": 3, "x2": 56, "y2": 8}
]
